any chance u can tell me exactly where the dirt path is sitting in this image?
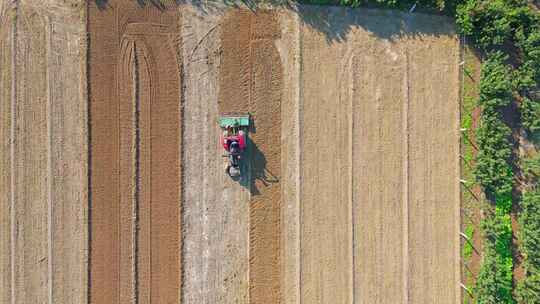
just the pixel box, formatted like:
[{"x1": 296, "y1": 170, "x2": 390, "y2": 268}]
[{"x1": 89, "y1": 1, "x2": 181, "y2": 303}]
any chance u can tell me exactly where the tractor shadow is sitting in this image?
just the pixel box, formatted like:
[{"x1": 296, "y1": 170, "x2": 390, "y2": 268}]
[{"x1": 239, "y1": 132, "x2": 279, "y2": 195}]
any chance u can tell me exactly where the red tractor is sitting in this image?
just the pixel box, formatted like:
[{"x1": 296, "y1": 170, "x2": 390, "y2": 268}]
[{"x1": 219, "y1": 113, "x2": 249, "y2": 177}]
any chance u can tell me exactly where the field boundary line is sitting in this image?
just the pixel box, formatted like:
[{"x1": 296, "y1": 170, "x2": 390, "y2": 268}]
[
  {"x1": 348, "y1": 53, "x2": 355, "y2": 304},
  {"x1": 297, "y1": 15, "x2": 303, "y2": 304},
  {"x1": 10, "y1": 3, "x2": 18, "y2": 303},
  {"x1": 45, "y1": 17, "x2": 53, "y2": 304}
]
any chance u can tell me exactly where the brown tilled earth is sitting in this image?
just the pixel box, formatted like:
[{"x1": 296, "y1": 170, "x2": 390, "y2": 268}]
[
  {"x1": 88, "y1": 1, "x2": 181, "y2": 303},
  {"x1": 1, "y1": 2, "x2": 461, "y2": 304}
]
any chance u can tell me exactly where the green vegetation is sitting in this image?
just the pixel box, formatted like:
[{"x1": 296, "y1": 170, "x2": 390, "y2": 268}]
[
  {"x1": 463, "y1": 224, "x2": 475, "y2": 260},
  {"x1": 462, "y1": 47, "x2": 515, "y2": 303},
  {"x1": 474, "y1": 53, "x2": 514, "y2": 212},
  {"x1": 522, "y1": 96, "x2": 540, "y2": 132},
  {"x1": 456, "y1": 0, "x2": 529, "y2": 50},
  {"x1": 461, "y1": 49, "x2": 477, "y2": 304},
  {"x1": 473, "y1": 51, "x2": 515, "y2": 303},
  {"x1": 522, "y1": 153, "x2": 540, "y2": 178},
  {"x1": 517, "y1": 186, "x2": 540, "y2": 303},
  {"x1": 475, "y1": 211, "x2": 514, "y2": 303},
  {"x1": 516, "y1": 154, "x2": 540, "y2": 303}
]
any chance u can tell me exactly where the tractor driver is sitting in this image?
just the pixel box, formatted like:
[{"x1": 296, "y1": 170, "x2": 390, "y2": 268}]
[
  {"x1": 222, "y1": 129, "x2": 246, "y2": 155},
  {"x1": 229, "y1": 140, "x2": 241, "y2": 155}
]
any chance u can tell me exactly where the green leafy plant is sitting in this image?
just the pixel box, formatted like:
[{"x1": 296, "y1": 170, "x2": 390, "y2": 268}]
[
  {"x1": 476, "y1": 212, "x2": 514, "y2": 304},
  {"x1": 457, "y1": 0, "x2": 515, "y2": 49},
  {"x1": 522, "y1": 95, "x2": 540, "y2": 133},
  {"x1": 474, "y1": 108, "x2": 513, "y2": 201},
  {"x1": 463, "y1": 224, "x2": 475, "y2": 259},
  {"x1": 516, "y1": 188, "x2": 540, "y2": 304},
  {"x1": 522, "y1": 154, "x2": 540, "y2": 180},
  {"x1": 479, "y1": 52, "x2": 513, "y2": 107}
]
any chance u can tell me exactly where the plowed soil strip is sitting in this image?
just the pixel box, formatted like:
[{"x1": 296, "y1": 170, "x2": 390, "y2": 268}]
[
  {"x1": 89, "y1": 1, "x2": 181, "y2": 303},
  {"x1": 220, "y1": 10, "x2": 282, "y2": 304}
]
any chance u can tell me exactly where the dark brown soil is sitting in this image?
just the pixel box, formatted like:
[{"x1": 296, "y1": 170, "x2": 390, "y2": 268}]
[{"x1": 88, "y1": 1, "x2": 182, "y2": 303}]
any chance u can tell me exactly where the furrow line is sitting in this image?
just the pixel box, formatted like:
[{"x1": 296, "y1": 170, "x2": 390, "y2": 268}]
[{"x1": 402, "y1": 49, "x2": 410, "y2": 304}]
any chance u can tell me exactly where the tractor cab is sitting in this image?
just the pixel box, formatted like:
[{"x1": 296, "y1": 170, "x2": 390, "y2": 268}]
[{"x1": 219, "y1": 113, "x2": 250, "y2": 177}]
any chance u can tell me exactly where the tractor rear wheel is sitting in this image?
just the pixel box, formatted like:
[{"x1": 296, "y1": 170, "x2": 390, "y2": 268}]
[{"x1": 228, "y1": 166, "x2": 241, "y2": 177}]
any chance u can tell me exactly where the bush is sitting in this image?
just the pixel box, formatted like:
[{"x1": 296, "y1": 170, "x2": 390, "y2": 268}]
[
  {"x1": 474, "y1": 52, "x2": 514, "y2": 205},
  {"x1": 516, "y1": 188, "x2": 540, "y2": 303},
  {"x1": 522, "y1": 154, "x2": 540, "y2": 180},
  {"x1": 479, "y1": 51, "x2": 513, "y2": 108},
  {"x1": 522, "y1": 96, "x2": 540, "y2": 133},
  {"x1": 457, "y1": 0, "x2": 515, "y2": 49},
  {"x1": 516, "y1": 270, "x2": 540, "y2": 304},
  {"x1": 519, "y1": 189, "x2": 540, "y2": 266},
  {"x1": 474, "y1": 108, "x2": 514, "y2": 201},
  {"x1": 475, "y1": 213, "x2": 514, "y2": 304},
  {"x1": 475, "y1": 245, "x2": 514, "y2": 304}
]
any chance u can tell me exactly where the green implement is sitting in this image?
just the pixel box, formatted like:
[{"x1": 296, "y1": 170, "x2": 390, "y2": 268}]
[{"x1": 219, "y1": 113, "x2": 250, "y2": 128}]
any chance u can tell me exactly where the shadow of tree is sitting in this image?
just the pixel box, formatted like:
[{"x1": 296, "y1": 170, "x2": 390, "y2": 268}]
[
  {"x1": 296, "y1": 4, "x2": 455, "y2": 43},
  {"x1": 94, "y1": 0, "x2": 289, "y2": 12},
  {"x1": 95, "y1": 0, "x2": 454, "y2": 43}
]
